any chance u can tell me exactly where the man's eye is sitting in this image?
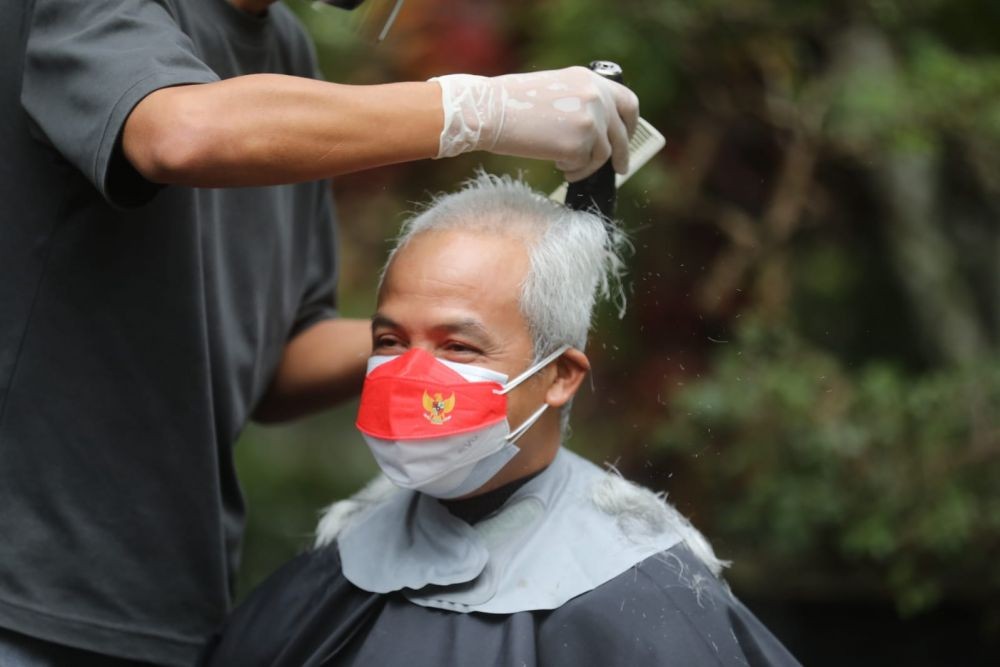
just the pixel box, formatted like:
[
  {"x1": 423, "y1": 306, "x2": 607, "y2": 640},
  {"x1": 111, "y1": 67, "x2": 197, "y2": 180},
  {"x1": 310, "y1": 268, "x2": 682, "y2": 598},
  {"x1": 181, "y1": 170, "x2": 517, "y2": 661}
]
[
  {"x1": 444, "y1": 342, "x2": 478, "y2": 354},
  {"x1": 375, "y1": 337, "x2": 403, "y2": 349}
]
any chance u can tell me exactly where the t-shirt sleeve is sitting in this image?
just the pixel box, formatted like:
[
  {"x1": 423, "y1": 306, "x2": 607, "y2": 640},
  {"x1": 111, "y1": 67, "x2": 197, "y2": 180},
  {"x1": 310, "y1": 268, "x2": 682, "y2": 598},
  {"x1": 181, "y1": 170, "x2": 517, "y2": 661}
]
[
  {"x1": 289, "y1": 181, "x2": 339, "y2": 339},
  {"x1": 21, "y1": 0, "x2": 220, "y2": 207}
]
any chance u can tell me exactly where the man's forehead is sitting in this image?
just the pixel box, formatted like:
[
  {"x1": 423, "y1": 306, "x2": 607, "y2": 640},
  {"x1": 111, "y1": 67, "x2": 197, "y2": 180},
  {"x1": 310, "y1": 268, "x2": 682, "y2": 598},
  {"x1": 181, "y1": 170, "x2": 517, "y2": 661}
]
[
  {"x1": 383, "y1": 229, "x2": 528, "y2": 294},
  {"x1": 376, "y1": 229, "x2": 530, "y2": 339}
]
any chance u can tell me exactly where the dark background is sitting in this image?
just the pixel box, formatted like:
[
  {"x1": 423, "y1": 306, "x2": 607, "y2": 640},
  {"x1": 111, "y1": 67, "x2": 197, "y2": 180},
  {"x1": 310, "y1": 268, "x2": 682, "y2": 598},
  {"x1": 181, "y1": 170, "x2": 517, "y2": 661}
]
[{"x1": 236, "y1": 1, "x2": 1000, "y2": 664}]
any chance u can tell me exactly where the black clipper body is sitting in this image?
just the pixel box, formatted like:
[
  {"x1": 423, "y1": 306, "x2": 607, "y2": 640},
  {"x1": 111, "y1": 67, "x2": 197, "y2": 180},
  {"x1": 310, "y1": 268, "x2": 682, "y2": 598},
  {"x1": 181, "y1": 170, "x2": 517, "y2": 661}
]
[{"x1": 564, "y1": 60, "x2": 623, "y2": 219}]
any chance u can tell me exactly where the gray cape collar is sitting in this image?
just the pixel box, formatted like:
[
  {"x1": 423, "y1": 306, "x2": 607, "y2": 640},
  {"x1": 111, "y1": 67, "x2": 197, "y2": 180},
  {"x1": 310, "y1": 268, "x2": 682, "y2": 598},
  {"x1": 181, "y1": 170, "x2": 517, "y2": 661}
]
[{"x1": 336, "y1": 448, "x2": 699, "y2": 614}]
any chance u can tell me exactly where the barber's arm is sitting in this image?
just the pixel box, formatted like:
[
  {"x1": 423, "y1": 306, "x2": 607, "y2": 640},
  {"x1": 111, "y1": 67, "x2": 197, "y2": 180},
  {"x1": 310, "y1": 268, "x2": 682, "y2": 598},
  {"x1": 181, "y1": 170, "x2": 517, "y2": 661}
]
[
  {"x1": 123, "y1": 77, "x2": 440, "y2": 187},
  {"x1": 253, "y1": 318, "x2": 371, "y2": 423},
  {"x1": 122, "y1": 67, "x2": 639, "y2": 187}
]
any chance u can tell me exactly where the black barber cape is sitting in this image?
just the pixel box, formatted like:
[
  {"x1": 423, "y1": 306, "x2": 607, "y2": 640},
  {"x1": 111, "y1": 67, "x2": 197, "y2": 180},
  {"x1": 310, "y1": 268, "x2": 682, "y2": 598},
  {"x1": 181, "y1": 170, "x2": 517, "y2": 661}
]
[
  {"x1": 204, "y1": 450, "x2": 800, "y2": 666},
  {"x1": 204, "y1": 543, "x2": 798, "y2": 666}
]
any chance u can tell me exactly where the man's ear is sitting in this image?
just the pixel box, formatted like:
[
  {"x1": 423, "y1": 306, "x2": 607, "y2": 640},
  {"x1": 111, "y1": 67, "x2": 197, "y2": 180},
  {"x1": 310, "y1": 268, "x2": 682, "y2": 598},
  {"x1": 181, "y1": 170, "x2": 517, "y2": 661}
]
[{"x1": 545, "y1": 348, "x2": 590, "y2": 409}]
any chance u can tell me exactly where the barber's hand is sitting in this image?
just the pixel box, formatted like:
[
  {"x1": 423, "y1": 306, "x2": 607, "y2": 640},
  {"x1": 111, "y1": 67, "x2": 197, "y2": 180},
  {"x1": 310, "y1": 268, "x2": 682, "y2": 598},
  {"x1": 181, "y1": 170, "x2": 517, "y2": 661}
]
[{"x1": 430, "y1": 66, "x2": 639, "y2": 182}]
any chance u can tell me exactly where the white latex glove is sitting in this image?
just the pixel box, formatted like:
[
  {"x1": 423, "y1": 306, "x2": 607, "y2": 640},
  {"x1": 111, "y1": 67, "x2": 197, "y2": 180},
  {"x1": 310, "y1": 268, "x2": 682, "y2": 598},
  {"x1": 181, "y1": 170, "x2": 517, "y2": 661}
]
[{"x1": 430, "y1": 66, "x2": 639, "y2": 182}]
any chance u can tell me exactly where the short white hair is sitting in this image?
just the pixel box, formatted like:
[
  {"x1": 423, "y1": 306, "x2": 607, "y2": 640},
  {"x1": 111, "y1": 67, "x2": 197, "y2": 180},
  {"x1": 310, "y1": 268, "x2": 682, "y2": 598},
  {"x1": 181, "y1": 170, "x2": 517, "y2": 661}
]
[{"x1": 381, "y1": 171, "x2": 629, "y2": 362}]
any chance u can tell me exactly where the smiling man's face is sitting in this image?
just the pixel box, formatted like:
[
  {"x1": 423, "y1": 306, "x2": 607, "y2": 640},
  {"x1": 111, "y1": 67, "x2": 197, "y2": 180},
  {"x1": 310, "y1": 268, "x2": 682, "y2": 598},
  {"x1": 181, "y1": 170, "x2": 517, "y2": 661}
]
[{"x1": 373, "y1": 227, "x2": 560, "y2": 494}]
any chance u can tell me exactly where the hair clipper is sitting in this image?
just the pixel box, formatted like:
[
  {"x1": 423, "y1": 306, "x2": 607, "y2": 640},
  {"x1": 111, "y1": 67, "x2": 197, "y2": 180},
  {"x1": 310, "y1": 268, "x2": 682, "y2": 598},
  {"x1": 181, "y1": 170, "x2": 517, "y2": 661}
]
[
  {"x1": 563, "y1": 61, "x2": 624, "y2": 219},
  {"x1": 552, "y1": 62, "x2": 665, "y2": 218}
]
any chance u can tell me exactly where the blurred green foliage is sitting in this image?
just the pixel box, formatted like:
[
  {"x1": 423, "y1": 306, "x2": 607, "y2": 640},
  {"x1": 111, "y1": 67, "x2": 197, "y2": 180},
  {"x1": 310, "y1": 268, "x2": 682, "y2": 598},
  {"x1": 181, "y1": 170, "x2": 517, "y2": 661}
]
[
  {"x1": 656, "y1": 320, "x2": 1000, "y2": 615},
  {"x1": 235, "y1": 0, "x2": 1000, "y2": 635}
]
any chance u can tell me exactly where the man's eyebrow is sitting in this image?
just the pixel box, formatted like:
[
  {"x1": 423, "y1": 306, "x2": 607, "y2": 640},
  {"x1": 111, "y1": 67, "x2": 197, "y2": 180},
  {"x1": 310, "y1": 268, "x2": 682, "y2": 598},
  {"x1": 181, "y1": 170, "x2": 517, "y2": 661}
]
[
  {"x1": 371, "y1": 314, "x2": 495, "y2": 345},
  {"x1": 433, "y1": 318, "x2": 494, "y2": 344},
  {"x1": 371, "y1": 313, "x2": 398, "y2": 331}
]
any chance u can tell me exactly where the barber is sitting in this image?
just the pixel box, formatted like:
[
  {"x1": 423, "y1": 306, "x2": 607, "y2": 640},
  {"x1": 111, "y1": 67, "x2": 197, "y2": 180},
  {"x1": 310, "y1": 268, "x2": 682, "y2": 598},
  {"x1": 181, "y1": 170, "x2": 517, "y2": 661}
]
[{"x1": 0, "y1": 0, "x2": 638, "y2": 666}]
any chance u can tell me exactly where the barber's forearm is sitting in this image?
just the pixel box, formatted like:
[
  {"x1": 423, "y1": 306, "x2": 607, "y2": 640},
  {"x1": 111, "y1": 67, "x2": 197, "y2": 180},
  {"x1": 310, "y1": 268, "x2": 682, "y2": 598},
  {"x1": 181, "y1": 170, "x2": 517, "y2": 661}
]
[
  {"x1": 253, "y1": 317, "x2": 371, "y2": 424},
  {"x1": 123, "y1": 75, "x2": 442, "y2": 187}
]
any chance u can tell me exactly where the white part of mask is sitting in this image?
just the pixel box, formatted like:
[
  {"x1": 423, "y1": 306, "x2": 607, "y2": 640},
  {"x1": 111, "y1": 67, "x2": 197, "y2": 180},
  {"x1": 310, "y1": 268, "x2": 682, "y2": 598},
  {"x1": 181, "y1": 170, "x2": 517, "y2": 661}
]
[{"x1": 363, "y1": 424, "x2": 520, "y2": 499}]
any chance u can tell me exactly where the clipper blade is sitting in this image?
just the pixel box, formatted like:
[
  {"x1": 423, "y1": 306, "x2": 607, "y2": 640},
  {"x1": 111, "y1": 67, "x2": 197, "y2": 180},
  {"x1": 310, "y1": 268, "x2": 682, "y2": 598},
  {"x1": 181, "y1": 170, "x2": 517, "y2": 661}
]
[{"x1": 550, "y1": 117, "x2": 665, "y2": 204}]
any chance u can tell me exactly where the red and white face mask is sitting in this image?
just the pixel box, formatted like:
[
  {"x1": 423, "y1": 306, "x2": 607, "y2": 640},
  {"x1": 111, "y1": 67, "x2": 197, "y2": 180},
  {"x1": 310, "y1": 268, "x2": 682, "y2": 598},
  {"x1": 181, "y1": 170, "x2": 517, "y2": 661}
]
[{"x1": 356, "y1": 345, "x2": 569, "y2": 498}]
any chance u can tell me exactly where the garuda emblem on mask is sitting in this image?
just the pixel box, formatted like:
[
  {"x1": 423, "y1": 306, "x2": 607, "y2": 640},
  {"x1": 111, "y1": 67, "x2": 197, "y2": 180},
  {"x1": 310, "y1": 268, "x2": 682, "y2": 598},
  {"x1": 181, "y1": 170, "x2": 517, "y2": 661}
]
[{"x1": 422, "y1": 391, "x2": 456, "y2": 425}]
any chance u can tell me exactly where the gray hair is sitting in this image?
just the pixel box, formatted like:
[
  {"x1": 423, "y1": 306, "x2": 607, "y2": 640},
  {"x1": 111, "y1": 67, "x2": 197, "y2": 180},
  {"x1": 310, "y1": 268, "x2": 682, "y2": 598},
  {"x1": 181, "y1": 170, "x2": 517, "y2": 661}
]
[{"x1": 381, "y1": 171, "x2": 629, "y2": 362}]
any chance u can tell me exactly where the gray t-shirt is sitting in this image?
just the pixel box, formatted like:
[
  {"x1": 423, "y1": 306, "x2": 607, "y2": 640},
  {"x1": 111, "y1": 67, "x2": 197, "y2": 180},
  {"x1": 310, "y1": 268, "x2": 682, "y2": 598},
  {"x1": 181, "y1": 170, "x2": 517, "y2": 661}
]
[{"x1": 0, "y1": 1, "x2": 338, "y2": 664}]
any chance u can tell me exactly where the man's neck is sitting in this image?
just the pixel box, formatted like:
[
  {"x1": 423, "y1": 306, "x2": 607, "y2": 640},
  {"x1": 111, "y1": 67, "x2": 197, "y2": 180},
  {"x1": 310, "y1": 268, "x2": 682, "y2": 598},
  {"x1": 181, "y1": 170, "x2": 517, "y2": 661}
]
[
  {"x1": 440, "y1": 467, "x2": 547, "y2": 524},
  {"x1": 227, "y1": 0, "x2": 275, "y2": 17},
  {"x1": 462, "y1": 429, "x2": 561, "y2": 498}
]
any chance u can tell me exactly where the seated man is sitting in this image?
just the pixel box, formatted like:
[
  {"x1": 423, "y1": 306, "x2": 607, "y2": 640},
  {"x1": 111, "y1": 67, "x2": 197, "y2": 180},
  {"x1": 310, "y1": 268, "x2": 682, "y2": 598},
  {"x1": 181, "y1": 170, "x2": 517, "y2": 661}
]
[{"x1": 203, "y1": 172, "x2": 800, "y2": 666}]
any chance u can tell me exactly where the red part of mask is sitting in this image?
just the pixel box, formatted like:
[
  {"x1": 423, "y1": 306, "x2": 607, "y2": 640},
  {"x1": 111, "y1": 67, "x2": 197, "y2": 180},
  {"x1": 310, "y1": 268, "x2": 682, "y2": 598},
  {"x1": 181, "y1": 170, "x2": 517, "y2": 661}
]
[{"x1": 356, "y1": 348, "x2": 508, "y2": 440}]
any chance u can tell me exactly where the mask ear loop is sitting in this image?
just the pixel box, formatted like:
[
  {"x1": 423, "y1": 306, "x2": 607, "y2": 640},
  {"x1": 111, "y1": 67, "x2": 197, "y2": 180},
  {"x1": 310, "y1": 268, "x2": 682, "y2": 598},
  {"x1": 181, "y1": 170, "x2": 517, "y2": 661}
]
[
  {"x1": 496, "y1": 344, "x2": 571, "y2": 396},
  {"x1": 496, "y1": 344, "x2": 572, "y2": 443},
  {"x1": 506, "y1": 404, "x2": 549, "y2": 443}
]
